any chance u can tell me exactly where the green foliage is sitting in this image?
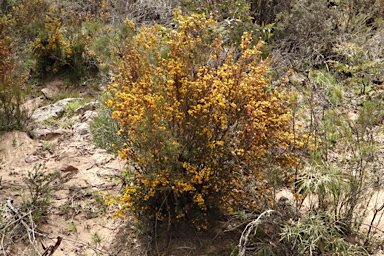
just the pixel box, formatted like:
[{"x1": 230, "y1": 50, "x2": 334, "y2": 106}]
[
  {"x1": 331, "y1": 41, "x2": 384, "y2": 95},
  {"x1": 2, "y1": 0, "x2": 384, "y2": 253},
  {"x1": 274, "y1": 0, "x2": 339, "y2": 67},
  {"x1": 8, "y1": 0, "x2": 49, "y2": 41},
  {"x1": 92, "y1": 192, "x2": 108, "y2": 214},
  {"x1": 291, "y1": 93, "x2": 383, "y2": 237},
  {"x1": 281, "y1": 212, "x2": 368, "y2": 255},
  {"x1": 249, "y1": 0, "x2": 292, "y2": 25},
  {"x1": 64, "y1": 99, "x2": 85, "y2": 116},
  {"x1": 4, "y1": 0, "x2": 107, "y2": 82},
  {"x1": 182, "y1": 0, "x2": 276, "y2": 47},
  {"x1": 277, "y1": 1, "x2": 384, "y2": 245},
  {"x1": 67, "y1": 221, "x2": 77, "y2": 233},
  {"x1": 286, "y1": 61, "x2": 384, "y2": 250},
  {"x1": 41, "y1": 141, "x2": 56, "y2": 154},
  {"x1": 310, "y1": 70, "x2": 343, "y2": 106},
  {"x1": 22, "y1": 164, "x2": 61, "y2": 222},
  {"x1": 91, "y1": 231, "x2": 103, "y2": 246},
  {"x1": 90, "y1": 100, "x2": 125, "y2": 155},
  {"x1": 0, "y1": 204, "x2": 8, "y2": 228},
  {"x1": 81, "y1": 19, "x2": 134, "y2": 75}
]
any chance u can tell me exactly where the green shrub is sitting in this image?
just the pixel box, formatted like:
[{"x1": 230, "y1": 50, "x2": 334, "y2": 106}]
[
  {"x1": 281, "y1": 212, "x2": 368, "y2": 255},
  {"x1": 182, "y1": 0, "x2": 277, "y2": 48},
  {"x1": 90, "y1": 100, "x2": 125, "y2": 155},
  {"x1": 274, "y1": 0, "x2": 339, "y2": 68},
  {"x1": 22, "y1": 164, "x2": 61, "y2": 223}
]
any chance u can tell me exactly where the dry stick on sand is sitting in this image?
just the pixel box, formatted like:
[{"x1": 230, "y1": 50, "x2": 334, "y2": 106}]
[
  {"x1": 236, "y1": 209, "x2": 277, "y2": 256},
  {"x1": 41, "y1": 237, "x2": 62, "y2": 256},
  {"x1": 5, "y1": 199, "x2": 40, "y2": 255},
  {"x1": 2, "y1": 199, "x2": 110, "y2": 255},
  {"x1": 365, "y1": 202, "x2": 384, "y2": 245}
]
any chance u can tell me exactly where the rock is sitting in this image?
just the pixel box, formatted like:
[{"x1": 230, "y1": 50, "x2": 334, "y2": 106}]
[
  {"x1": 74, "y1": 101, "x2": 100, "y2": 115},
  {"x1": 75, "y1": 122, "x2": 90, "y2": 135},
  {"x1": 41, "y1": 87, "x2": 59, "y2": 100},
  {"x1": 347, "y1": 111, "x2": 358, "y2": 121},
  {"x1": 55, "y1": 149, "x2": 78, "y2": 161},
  {"x1": 31, "y1": 98, "x2": 83, "y2": 123},
  {"x1": 25, "y1": 155, "x2": 40, "y2": 163},
  {"x1": 81, "y1": 110, "x2": 98, "y2": 123},
  {"x1": 33, "y1": 128, "x2": 68, "y2": 140},
  {"x1": 60, "y1": 165, "x2": 79, "y2": 179},
  {"x1": 22, "y1": 97, "x2": 44, "y2": 115},
  {"x1": 95, "y1": 155, "x2": 113, "y2": 166},
  {"x1": 40, "y1": 78, "x2": 63, "y2": 100}
]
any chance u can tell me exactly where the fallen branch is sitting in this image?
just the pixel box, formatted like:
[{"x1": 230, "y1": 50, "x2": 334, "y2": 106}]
[
  {"x1": 76, "y1": 182, "x2": 118, "y2": 190},
  {"x1": 365, "y1": 202, "x2": 384, "y2": 245},
  {"x1": 235, "y1": 209, "x2": 277, "y2": 256},
  {"x1": 2, "y1": 199, "x2": 111, "y2": 255},
  {"x1": 41, "y1": 237, "x2": 62, "y2": 256},
  {"x1": 43, "y1": 235, "x2": 109, "y2": 255},
  {"x1": 5, "y1": 199, "x2": 41, "y2": 255}
]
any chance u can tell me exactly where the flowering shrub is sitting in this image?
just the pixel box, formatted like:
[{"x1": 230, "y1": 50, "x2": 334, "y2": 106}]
[
  {"x1": 107, "y1": 12, "x2": 302, "y2": 230},
  {"x1": 0, "y1": 20, "x2": 28, "y2": 131},
  {"x1": 33, "y1": 13, "x2": 68, "y2": 74},
  {"x1": 32, "y1": 5, "x2": 97, "y2": 80}
]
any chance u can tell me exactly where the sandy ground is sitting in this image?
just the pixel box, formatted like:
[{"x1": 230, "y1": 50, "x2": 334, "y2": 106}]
[{"x1": 0, "y1": 126, "x2": 139, "y2": 255}]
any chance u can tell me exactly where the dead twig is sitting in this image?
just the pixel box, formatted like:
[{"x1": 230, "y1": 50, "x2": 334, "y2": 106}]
[
  {"x1": 5, "y1": 199, "x2": 41, "y2": 255},
  {"x1": 235, "y1": 209, "x2": 277, "y2": 256},
  {"x1": 41, "y1": 236, "x2": 62, "y2": 256},
  {"x1": 365, "y1": 202, "x2": 384, "y2": 245},
  {"x1": 2, "y1": 195, "x2": 112, "y2": 255}
]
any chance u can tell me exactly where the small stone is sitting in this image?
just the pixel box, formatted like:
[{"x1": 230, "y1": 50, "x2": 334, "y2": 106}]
[
  {"x1": 25, "y1": 155, "x2": 40, "y2": 163},
  {"x1": 41, "y1": 87, "x2": 59, "y2": 100},
  {"x1": 76, "y1": 122, "x2": 90, "y2": 135},
  {"x1": 60, "y1": 165, "x2": 79, "y2": 173},
  {"x1": 74, "y1": 102, "x2": 100, "y2": 115},
  {"x1": 22, "y1": 97, "x2": 44, "y2": 115},
  {"x1": 81, "y1": 110, "x2": 98, "y2": 123},
  {"x1": 33, "y1": 128, "x2": 68, "y2": 140},
  {"x1": 347, "y1": 111, "x2": 358, "y2": 121},
  {"x1": 55, "y1": 149, "x2": 78, "y2": 161}
]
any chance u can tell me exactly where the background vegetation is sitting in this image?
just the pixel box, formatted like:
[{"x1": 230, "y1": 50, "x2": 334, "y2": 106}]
[{"x1": 1, "y1": 0, "x2": 384, "y2": 255}]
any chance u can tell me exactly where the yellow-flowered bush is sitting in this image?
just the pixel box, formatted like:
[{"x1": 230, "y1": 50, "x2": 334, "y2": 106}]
[
  {"x1": 107, "y1": 12, "x2": 302, "y2": 230},
  {"x1": 0, "y1": 20, "x2": 28, "y2": 131},
  {"x1": 33, "y1": 13, "x2": 67, "y2": 75},
  {"x1": 31, "y1": 5, "x2": 96, "y2": 80}
]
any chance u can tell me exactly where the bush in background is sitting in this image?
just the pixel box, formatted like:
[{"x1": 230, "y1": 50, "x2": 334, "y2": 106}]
[
  {"x1": 274, "y1": 0, "x2": 384, "y2": 69},
  {"x1": 32, "y1": 5, "x2": 98, "y2": 81}
]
